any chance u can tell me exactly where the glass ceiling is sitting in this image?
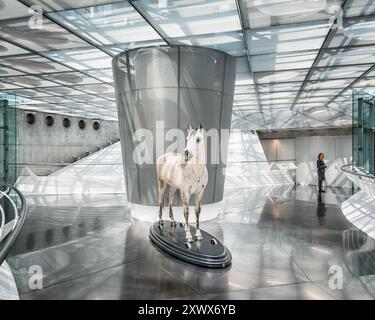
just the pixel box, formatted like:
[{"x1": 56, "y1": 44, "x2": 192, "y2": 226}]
[{"x1": 0, "y1": 0, "x2": 374, "y2": 128}]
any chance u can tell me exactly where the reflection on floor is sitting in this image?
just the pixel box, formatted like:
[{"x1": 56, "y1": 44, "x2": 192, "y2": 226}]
[
  {"x1": 7, "y1": 185, "x2": 375, "y2": 300},
  {"x1": 0, "y1": 261, "x2": 19, "y2": 300},
  {"x1": 342, "y1": 190, "x2": 375, "y2": 240}
]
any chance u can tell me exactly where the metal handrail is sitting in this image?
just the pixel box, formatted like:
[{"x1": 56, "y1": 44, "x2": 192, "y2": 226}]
[
  {"x1": 341, "y1": 164, "x2": 375, "y2": 179},
  {"x1": 0, "y1": 186, "x2": 10, "y2": 199},
  {"x1": 0, "y1": 181, "x2": 27, "y2": 265}
]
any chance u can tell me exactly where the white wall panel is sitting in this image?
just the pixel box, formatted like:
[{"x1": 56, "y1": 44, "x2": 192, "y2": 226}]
[
  {"x1": 260, "y1": 140, "x2": 276, "y2": 161},
  {"x1": 261, "y1": 139, "x2": 295, "y2": 161},
  {"x1": 276, "y1": 139, "x2": 296, "y2": 161}
]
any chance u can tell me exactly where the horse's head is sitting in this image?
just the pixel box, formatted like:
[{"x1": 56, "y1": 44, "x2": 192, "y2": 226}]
[{"x1": 184, "y1": 124, "x2": 205, "y2": 163}]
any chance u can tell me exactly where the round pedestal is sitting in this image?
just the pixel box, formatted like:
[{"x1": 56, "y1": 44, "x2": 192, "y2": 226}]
[{"x1": 149, "y1": 220, "x2": 232, "y2": 268}]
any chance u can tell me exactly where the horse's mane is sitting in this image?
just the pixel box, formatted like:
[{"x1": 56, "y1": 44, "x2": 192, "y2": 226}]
[{"x1": 186, "y1": 129, "x2": 196, "y2": 141}]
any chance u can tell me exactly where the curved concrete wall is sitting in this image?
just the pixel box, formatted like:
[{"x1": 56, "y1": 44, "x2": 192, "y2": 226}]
[
  {"x1": 17, "y1": 110, "x2": 119, "y2": 176},
  {"x1": 113, "y1": 46, "x2": 236, "y2": 205}
]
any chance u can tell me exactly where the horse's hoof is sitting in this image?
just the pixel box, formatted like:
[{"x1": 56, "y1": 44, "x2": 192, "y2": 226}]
[
  {"x1": 170, "y1": 220, "x2": 177, "y2": 227},
  {"x1": 186, "y1": 236, "x2": 193, "y2": 243},
  {"x1": 195, "y1": 234, "x2": 203, "y2": 241},
  {"x1": 195, "y1": 230, "x2": 203, "y2": 241},
  {"x1": 158, "y1": 220, "x2": 164, "y2": 226}
]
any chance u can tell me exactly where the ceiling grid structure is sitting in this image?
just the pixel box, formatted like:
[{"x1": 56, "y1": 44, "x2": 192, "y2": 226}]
[
  {"x1": 290, "y1": 0, "x2": 348, "y2": 110},
  {"x1": 0, "y1": 0, "x2": 373, "y2": 127}
]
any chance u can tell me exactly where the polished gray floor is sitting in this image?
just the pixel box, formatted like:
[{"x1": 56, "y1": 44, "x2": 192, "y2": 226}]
[{"x1": 6, "y1": 186, "x2": 375, "y2": 300}]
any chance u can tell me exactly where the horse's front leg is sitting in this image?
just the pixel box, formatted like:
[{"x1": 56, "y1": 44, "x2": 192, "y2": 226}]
[
  {"x1": 168, "y1": 186, "x2": 177, "y2": 226},
  {"x1": 194, "y1": 190, "x2": 204, "y2": 241},
  {"x1": 158, "y1": 179, "x2": 167, "y2": 225},
  {"x1": 182, "y1": 191, "x2": 193, "y2": 242}
]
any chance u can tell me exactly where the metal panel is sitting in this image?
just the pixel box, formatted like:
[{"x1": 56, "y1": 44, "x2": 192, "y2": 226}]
[
  {"x1": 179, "y1": 88, "x2": 223, "y2": 129},
  {"x1": 128, "y1": 46, "x2": 178, "y2": 90},
  {"x1": 133, "y1": 88, "x2": 179, "y2": 129},
  {"x1": 179, "y1": 46, "x2": 225, "y2": 92}
]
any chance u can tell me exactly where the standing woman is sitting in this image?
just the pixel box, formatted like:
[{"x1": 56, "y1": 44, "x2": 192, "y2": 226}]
[{"x1": 317, "y1": 153, "x2": 327, "y2": 193}]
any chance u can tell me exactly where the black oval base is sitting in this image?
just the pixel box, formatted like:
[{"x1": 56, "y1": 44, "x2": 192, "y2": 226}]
[{"x1": 149, "y1": 220, "x2": 232, "y2": 268}]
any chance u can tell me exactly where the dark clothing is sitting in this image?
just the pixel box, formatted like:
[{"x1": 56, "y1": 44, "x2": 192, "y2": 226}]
[
  {"x1": 318, "y1": 180, "x2": 324, "y2": 192},
  {"x1": 316, "y1": 159, "x2": 326, "y2": 181},
  {"x1": 317, "y1": 159, "x2": 327, "y2": 192}
]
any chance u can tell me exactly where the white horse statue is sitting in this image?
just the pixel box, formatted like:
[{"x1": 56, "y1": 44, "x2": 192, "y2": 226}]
[{"x1": 156, "y1": 124, "x2": 208, "y2": 242}]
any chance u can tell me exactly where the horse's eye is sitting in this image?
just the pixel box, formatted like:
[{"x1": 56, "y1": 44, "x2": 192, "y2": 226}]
[{"x1": 196, "y1": 138, "x2": 200, "y2": 143}]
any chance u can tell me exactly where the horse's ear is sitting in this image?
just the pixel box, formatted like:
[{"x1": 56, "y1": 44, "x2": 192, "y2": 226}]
[
  {"x1": 187, "y1": 124, "x2": 191, "y2": 130},
  {"x1": 199, "y1": 123, "x2": 203, "y2": 130}
]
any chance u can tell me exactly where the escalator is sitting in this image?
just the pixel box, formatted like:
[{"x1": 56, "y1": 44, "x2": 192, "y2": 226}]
[{"x1": 0, "y1": 182, "x2": 27, "y2": 300}]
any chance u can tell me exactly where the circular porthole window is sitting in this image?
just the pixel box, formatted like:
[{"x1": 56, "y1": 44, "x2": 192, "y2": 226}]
[
  {"x1": 45, "y1": 115, "x2": 54, "y2": 127},
  {"x1": 93, "y1": 121, "x2": 100, "y2": 130},
  {"x1": 62, "y1": 118, "x2": 71, "y2": 128},
  {"x1": 26, "y1": 113, "x2": 36, "y2": 125},
  {"x1": 78, "y1": 119, "x2": 86, "y2": 130}
]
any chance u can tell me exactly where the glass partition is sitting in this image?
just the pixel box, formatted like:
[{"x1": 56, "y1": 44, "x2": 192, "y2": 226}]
[
  {"x1": 353, "y1": 90, "x2": 375, "y2": 174},
  {"x1": 0, "y1": 93, "x2": 18, "y2": 185}
]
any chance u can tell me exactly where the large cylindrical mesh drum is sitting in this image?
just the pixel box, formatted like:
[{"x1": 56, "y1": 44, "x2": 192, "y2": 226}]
[{"x1": 112, "y1": 45, "x2": 236, "y2": 205}]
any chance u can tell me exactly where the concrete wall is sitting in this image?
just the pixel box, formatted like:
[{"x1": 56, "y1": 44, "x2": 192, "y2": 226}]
[
  {"x1": 258, "y1": 127, "x2": 352, "y2": 139},
  {"x1": 17, "y1": 110, "x2": 119, "y2": 175}
]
